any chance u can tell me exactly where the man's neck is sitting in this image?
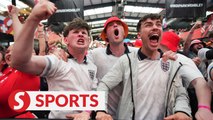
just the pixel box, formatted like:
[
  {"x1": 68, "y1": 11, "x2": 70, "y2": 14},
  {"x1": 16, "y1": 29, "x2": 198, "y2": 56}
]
[
  {"x1": 141, "y1": 47, "x2": 160, "y2": 60},
  {"x1": 109, "y1": 43, "x2": 125, "y2": 57},
  {"x1": 69, "y1": 49, "x2": 86, "y2": 64}
]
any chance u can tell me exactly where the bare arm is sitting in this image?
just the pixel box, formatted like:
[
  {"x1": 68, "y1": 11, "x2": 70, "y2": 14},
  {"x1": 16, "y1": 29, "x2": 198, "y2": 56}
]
[
  {"x1": 8, "y1": 5, "x2": 22, "y2": 41},
  {"x1": 37, "y1": 23, "x2": 47, "y2": 56},
  {"x1": 191, "y1": 77, "x2": 212, "y2": 107},
  {"x1": 11, "y1": 0, "x2": 57, "y2": 75},
  {"x1": 183, "y1": 21, "x2": 202, "y2": 56},
  {"x1": 191, "y1": 77, "x2": 213, "y2": 120}
]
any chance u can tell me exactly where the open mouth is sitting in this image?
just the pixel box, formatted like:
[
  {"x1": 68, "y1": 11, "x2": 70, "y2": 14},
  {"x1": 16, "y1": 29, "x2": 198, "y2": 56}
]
[
  {"x1": 77, "y1": 39, "x2": 84, "y2": 44},
  {"x1": 149, "y1": 34, "x2": 159, "y2": 41},
  {"x1": 197, "y1": 47, "x2": 203, "y2": 50},
  {"x1": 114, "y1": 29, "x2": 119, "y2": 36}
]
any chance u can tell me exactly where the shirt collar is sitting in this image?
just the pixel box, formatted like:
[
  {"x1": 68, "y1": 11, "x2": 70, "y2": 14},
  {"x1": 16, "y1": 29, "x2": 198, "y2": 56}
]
[
  {"x1": 68, "y1": 52, "x2": 87, "y2": 64},
  {"x1": 106, "y1": 43, "x2": 130, "y2": 55},
  {"x1": 137, "y1": 48, "x2": 163, "y2": 61}
]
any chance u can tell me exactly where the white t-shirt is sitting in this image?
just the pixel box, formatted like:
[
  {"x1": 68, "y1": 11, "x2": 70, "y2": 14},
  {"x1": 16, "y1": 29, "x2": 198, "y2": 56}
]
[
  {"x1": 136, "y1": 59, "x2": 170, "y2": 120},
  {"x1": 41, "y1": 55, "x2": 97, "y2": 119},
  {"x1": 88, "y1": 46, "x2": 138, "y2": 118},
  {"x1": 135, "y1": 53, "x2": 202, "y2": 119},
  {"x1": 176, "y1": 54, "x2": 204, "y2": 88}
]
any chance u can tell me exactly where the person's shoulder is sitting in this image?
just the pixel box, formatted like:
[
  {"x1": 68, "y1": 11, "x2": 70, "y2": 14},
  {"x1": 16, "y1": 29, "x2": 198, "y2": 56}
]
[
  {"x1": 88, "y1": 48, "x2": 107, "y2": 60},
  {"x1": 45, "y1": 54, "x2": 63, "y2": 61},
  {"x1": 44, "y1": 54, "x2": 68, "y2": 68},
  {"x1": 87, "y1": 58, "x2": 97, "y2": 66},
  {"x1": 128, "y1": 46, "x2": 139, "y2": 52},
  {"x1": 177, "y1": 53, "x2": 188, "y2": 59},
  {"x1": 120, "y1": 51, "x2": 138, "y2": 61},
  {"x1": 90, "y1": 47, "x2": 106, "y2": 53},
  {"x1": 88, "y1": 47, "x2": 106, "y2": 56},
  {"x1": 177, "y1": 53, "x2": 191, "y2": 61},
  {"x1": 176, "y1": 53, "x2": 199, "y2": 68}
]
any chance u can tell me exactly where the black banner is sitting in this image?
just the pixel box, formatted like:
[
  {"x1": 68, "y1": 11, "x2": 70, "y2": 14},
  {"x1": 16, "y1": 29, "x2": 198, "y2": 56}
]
[
  {"x1": 207, "y1": 0, "x2": 213, "y2": 10},
  {"x1": 166, "y1": 0, "x2": 206, "y2": 18},
  {"x1": 48, "y1": 0, "x2": 84, "y2": 25}
]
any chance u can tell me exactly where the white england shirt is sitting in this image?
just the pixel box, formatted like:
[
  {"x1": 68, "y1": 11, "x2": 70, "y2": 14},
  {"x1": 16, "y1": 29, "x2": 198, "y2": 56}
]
[
  {"x1": 41, "y1": 55, "x2": 97, "y2": 119},
  {"x1": 135, "y1": 58, "x2": 171, "y2": 120}
]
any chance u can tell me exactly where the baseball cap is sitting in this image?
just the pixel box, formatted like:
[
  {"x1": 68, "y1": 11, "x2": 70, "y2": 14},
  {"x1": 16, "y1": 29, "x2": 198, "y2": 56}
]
[
  {"x1": 100, "y1": 16, "x2": 128, "y2": 41},
  {"x1": 189, "y1": 39, "x2": 206, "y2": 49},
  {"x1": 190, "y1": 39, "x2": 203, "y2": 46}
]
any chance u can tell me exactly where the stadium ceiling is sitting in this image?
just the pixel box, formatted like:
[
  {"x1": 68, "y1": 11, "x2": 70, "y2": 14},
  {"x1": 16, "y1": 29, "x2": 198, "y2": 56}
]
[
  {"x1": 0, "y1": 0, "x2": 167, "y2": 40},
  {"x1": 0, "y1": 0, "x2": 212, "y2": 40},
  {"x1": 84, "y1": 0, "x2": 166, "y2": 40}
]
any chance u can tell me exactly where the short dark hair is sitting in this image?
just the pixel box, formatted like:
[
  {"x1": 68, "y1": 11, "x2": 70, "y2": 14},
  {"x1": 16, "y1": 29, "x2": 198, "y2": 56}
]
[
  {"x1": 137, "y1": 14, "x2": 162, "y2": 32},
  {"x1": 49, "y1": 22, "x2": 65, "y2": 35},
  {"x1": 63, "y1": 17, "x2": 91, "y2": 37}
]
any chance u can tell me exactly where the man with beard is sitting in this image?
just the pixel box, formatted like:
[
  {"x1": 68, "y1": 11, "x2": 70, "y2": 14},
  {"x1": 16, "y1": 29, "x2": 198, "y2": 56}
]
[
  {"x1": 96, "y1": 14, "x2": 200, "y2": 120},
  {"x1": 186, "y1": 40, "x2": 207, "y2": 78}
]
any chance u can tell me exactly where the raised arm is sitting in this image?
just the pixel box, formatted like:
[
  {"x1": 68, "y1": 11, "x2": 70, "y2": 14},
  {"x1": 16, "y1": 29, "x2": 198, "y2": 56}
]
[
  {"x1": 36, "y1": 23, "x2": 47, "y2": 56},
  {"x1": 11, "y1": 0, "x2": 57, "y2": 75},
  {"x1": 183, "y1": 21, "x2": 202, "y2": 56},
  {"x1": 8, "y1": 5, "x2": 22, "y2": 40}
]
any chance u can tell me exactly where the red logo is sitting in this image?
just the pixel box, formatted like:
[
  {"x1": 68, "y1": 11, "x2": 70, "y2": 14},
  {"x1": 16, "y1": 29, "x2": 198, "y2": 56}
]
[
  {"x1": 8, "y1": 91, "x2": 105, "y2": 111},
  {"x1": 8, "y1": 90, "x2": 30, "y2": 112}
]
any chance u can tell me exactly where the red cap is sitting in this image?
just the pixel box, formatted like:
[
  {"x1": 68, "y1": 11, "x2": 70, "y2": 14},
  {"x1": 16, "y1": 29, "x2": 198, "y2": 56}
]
[
  {"x1": 100, "y1": 16, "x2": 128, "y2": 41},
  {"x1": 160, "y1": 31, "x2": 180, "y2": 52},
  {"x1": 134, "y1": 39, "x2": 142, "y2": 48}
]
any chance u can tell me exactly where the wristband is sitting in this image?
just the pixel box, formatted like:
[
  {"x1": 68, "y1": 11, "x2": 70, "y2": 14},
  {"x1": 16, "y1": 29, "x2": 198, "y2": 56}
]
[{"x1": 198, "y1": 105, "x2": 211, "y2": 111}]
